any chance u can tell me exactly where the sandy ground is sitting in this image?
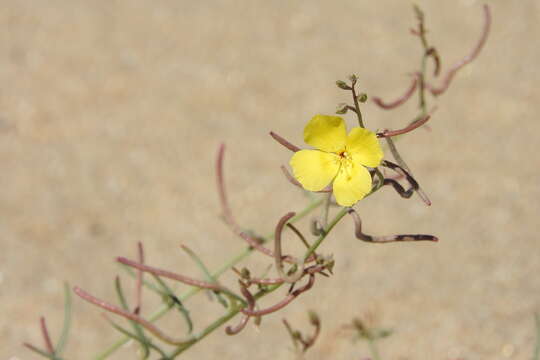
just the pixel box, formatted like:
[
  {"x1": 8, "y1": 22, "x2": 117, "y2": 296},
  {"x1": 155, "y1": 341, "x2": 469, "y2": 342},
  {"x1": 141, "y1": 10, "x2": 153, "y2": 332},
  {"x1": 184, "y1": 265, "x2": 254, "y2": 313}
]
[{"x1": 1, "y1": 1, "x2": 539, "y2": 359}]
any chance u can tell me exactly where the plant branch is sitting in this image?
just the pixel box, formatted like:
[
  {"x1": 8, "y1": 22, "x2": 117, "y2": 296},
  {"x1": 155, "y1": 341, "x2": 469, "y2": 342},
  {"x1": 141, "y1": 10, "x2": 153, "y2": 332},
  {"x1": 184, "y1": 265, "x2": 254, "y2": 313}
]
[
  {"x1": 135, "y1": 242, "x2": 144, "y2": 315},
  {"x1": 350, "y1": 77, "x2": 365, "y2": 128},
  {"x1": 383, "y1": 138, "x2": 431, "y2": 206},
  {"x1": 40, "y1": 317, "x2": 55, "y2": 355},
  {"x1": 274, "y1": 212, "x2": 305, "y2": 283},
  {"x1": 73, "y1": 286, "x2": 195, "y2": 346},
  {"x1": 427, "y1": 5, "x2": 491, "y2": 96},
  {"x1": 269, "y1": 131, "x2": 301, "y2": 152},
  {"x1": 225, "y1": 284, "x2": 256, "y2": 335},
  {"x1": 377, "y1": 114, "x2": 431, "y2": 138},
  {"x1": 372, "y1": 74, "x2": 419, "y2": 110},
  {"x1": 94, "y1": 199, "x2": 323, "y2": 358},
  {"x1": 240, "y1": 275, "x2": 315, "y2": 317},
  {"x1": 348, "y1": 208, "x2": 438, "y2": 243}
]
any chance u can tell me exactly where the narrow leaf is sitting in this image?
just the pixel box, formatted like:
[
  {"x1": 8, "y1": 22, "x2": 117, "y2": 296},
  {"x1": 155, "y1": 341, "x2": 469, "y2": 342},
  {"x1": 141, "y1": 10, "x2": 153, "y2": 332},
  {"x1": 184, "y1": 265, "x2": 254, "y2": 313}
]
[
  {"x1": 55, "y1": 282, "x2": 72, "y2": 355},
  {"x1": 114, "y1": 277, "x2": 150, "y2": 359}
]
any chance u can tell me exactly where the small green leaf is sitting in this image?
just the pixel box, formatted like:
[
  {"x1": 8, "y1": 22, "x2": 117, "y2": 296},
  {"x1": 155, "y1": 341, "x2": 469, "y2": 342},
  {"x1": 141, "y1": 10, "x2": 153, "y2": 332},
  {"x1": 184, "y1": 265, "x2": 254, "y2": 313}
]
[{"x1": 54, "y1": 282, "x2": 72, "y2": 355}]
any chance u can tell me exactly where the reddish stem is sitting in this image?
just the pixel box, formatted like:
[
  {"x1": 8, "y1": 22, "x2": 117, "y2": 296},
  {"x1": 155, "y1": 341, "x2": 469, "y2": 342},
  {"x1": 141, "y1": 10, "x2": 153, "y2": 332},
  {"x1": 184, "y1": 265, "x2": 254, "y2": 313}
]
[
  {"x1": 274, "y1": 212, "x2": 305, "y2": 283},
  {"x1": 40, "y1": 317, "x2": 55, "y2": 354},
  {"x1": 225, "y1": 285, "x2": 256, "y2": 335},
  {"x1": 23, "y1": 343, "x2": 49, "y2": 356},
  {"x1": 427, "y1": 5, "x2": 491, "y2": 96},
  {"x1": 377, "y1": 114, "x2": 431, "y2": 138},
  {"x1": 216, "y1": 144, "x2": 235, "y2": 230},
  {"x1": 372, "y1": 74, "x2": 419, "y2": 110},
  {"x1": 117, "y1": 257, "x2": 225, "y2": 292},
  {"x1": 269, "y1": 131, "x2": 301, "y2": 152},
  {"x1": 134, "y1": 242, "x2": 144, "y2": 314},
  {"x1": 241, "y1": 275, "x2": 315, "y2": 316},
  {"x1": 247, "y1": 264, "x2": 327, "y2": 286},
  {"x1": 73, "y1": 286, "x2": 195, "y2": 345}
]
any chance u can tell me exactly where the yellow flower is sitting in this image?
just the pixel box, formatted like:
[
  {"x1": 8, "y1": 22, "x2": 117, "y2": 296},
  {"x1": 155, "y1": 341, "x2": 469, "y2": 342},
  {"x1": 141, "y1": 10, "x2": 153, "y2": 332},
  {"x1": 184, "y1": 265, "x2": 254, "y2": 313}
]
[{"x1": 289, "y1": 115, "x2": 383, "y2": 207}]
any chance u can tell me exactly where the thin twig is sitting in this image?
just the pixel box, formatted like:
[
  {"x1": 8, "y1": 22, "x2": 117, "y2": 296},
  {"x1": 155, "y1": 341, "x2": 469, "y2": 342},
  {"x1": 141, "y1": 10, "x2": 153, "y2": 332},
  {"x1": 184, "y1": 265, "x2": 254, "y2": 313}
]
[
  {"x1": 269, "y1": 131, "x2": 301, "y2": 152},
  {"x1": 372, "y1": 75, "x2": 419, "y2": 110},
  {"x1": 382, "y1": 178, "x2": 414, "y2": 199},
  {"x1": 427, "y1": 5, "x2": 491, "y2": 96},
  {"x1": 40, "y1": 317, "x2": 55, "y2": 355},
  {"x1": 117, "y1": 257, "x2": 225, "y2": 293},
  {"x1": 216, "y1": 143, "x2": 236, "y2": 230},
  {"x1": 377, "y1": 115, "x2": 431, "y2": 138},
  {"x1": 274, "y1": 212, "x2": 305, "y2": 283},
  {"x1": 347, "y1": 208, "x2": 438, "y2": 243},
  {"x1": 150, "y1": 274, "x2": 194, "y2": 334},
  {"x1": 102, "y1": 314, "x2": 169, "y2": 358},
  {"x1": 286, "y1": 223, "x2": 312, "y2": 250},
  {"x1": 350, "y1": 77, "x2": 365, "y2": 128},
  {"x1": 55, "y1": 282, "x2": 72, "y2": 355},
  {"x1": 241, "y1": 275, "x2": 315, "y2": 316},
  {"x1": 135, "y1": 242, "x2": 144, "y2": 315},
  {"x1": 23, "y1": 343, "x2": 57, "y2": 359},
  {"x1": 225, "y1": 284, "x2": 256, "y2": 335},
  {"x1": 180, "y1": 244, "x2": 228, "y2": 308},
  {"x1": 383, "y1": 138, "x2": 432, "y2": 206},
  {"x1": 115, "y1": 276, "x2": 150, "y2": 358},
  {"x1": 246, "y1": 264, "x2": 327, "y2": 286},
  {"x1": 73, "y1": 286, "x2": 195, "y2": 346}
]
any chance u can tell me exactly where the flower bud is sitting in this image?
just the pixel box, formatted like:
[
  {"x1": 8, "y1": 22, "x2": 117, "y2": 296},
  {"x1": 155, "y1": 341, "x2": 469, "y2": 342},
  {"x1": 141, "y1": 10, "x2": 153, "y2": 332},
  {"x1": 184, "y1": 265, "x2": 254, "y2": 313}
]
[
  {"x1": 336, "y1": 80, "x2": 351, "y2": 90},
  {"x1": 240, "y1": 267, "x2": 251, "y2": 279},
  {"x1": 336, "y1": 103, "x2": 348, "y2": 114},
  {"x1": 357, "y1": 93, "x2": 368, "y2": 103}
]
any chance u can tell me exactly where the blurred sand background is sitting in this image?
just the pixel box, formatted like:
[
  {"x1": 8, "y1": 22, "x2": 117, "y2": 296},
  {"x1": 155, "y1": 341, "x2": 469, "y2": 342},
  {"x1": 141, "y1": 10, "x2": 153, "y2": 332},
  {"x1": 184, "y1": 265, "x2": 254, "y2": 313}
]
[{"x1": 1, "y1": 1, "x2": 539, "y2": 359}]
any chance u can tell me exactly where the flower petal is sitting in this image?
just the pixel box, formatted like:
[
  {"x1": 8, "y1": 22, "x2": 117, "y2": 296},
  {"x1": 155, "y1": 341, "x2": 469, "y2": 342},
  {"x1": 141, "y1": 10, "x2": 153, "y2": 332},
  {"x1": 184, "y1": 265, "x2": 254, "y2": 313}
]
[
  {"x1": 332, "y1": 162, "x2": 372, "y2": 207},
  {"x1": 304, "y1": 115, "x2": 347, "y2": 153},
  {"x1": 346, "y1": 128, "x2": 383, "y2": 168},
  {"x1": 289, "y1": 149, "x2": 340, "y2": 191}
]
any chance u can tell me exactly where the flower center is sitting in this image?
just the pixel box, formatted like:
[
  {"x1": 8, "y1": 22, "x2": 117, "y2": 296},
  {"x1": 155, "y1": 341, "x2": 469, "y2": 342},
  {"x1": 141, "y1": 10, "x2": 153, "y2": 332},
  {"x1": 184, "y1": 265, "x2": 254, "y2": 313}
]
[
  {"x1": 336, "y1": 150, "x2": 354, "y2": 180},
  {"x1": 338, "y1": 150, "x2": 350, "y2": 159}
]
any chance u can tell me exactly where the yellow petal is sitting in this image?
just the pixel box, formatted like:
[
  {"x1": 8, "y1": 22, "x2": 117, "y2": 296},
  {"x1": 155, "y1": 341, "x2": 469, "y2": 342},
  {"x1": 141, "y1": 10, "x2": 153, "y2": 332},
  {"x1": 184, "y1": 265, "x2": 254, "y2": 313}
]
[
  {"x1": 304, "y1": 115, "x2": 347, "y2": 153},
  {"x1": 346, "y1": 128, "x2": 383, "y2": 168},
  {"x1": 289, "y1": 149, "x2": 340, "y2": 191},
  {"x1": 332, "y1": 162, "x2": 372, "y2": 207}
]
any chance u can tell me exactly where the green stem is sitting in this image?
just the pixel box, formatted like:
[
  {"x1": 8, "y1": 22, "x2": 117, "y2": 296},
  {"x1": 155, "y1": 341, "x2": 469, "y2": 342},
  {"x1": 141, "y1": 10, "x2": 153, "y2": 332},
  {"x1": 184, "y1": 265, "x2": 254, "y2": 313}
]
[
  {"x1": 55, "y1": 283, "x2": 72, "y2": 356},
  {"x1": 351, "y1": 84, "x2": 365, "y2": 128},
  {"x1": 304, "y1": 207, "x2": 349, "y2": 261},
  {"x1": 167, "y1": 284, "x2": 283, "y2": 358},
  {"x1": 169, "y1": 204, "x2": 349, "y2": 357},
  {"x1": 94, "y1": 199, "x2": 324, "y2": 359}
]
